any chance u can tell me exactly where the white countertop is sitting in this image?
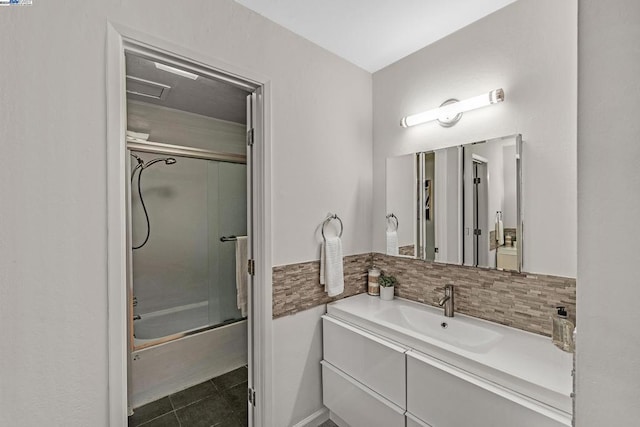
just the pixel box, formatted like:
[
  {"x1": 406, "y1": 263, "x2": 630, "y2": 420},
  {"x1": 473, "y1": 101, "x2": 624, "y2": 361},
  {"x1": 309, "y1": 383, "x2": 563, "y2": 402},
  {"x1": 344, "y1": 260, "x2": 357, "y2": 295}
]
[{"x1": 326, "y1": 293, "x2": 573, "y2": 415}]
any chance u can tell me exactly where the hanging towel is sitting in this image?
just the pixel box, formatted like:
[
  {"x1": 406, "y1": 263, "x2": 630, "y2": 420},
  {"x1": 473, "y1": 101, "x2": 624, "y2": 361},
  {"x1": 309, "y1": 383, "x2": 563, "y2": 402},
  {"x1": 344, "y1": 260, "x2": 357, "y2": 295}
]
[
  {"x1": 386, "y1": 230, "x2": 399, "y2": 256},
  {"x1": 496, "y1": 218, "x2": 505, "y2": 246},
  {"x1": 320, "y1": 236, "x2": 344, "y2": 297},
  {"x1": 235, "y1": 236, "x2": 248, "y2": 317}
]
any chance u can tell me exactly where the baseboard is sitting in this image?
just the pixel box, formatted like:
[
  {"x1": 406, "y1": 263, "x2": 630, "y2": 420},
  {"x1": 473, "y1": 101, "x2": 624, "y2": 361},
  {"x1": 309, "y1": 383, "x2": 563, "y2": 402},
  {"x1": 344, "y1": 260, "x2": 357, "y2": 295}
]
[
  {"x1": 292, "y1": 407, "x2": 330, "y2": 427},
  {"x1": 329, "y1": 411, "x2": 349, "y2": 427}
]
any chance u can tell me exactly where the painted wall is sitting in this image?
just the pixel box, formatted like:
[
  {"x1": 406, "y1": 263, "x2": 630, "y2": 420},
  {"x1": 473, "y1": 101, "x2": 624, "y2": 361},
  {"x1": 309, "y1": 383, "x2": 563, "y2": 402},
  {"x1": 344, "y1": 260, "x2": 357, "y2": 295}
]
[
  {"x1": 127, "y1": 101, "x2": 247, "y2": 154},
  {"x1": 272, "y1": 305, "x2": 327, "y2": 427},
  {"x1": 372, "y1": 0, "x2": 577, "y2": 278},
  {"x1": 576, "y1": 0, "x2": 640, "y2": 424},
  {"x1": 0, "y1": 0, "x2": 371, "y2": 425}
]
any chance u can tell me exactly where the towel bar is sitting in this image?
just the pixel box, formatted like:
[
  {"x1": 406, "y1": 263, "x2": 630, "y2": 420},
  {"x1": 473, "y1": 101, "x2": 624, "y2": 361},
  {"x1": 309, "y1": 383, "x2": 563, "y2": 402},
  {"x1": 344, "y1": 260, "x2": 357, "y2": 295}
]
[{"x1": 322, "y1": 214, "x2": 344, "y2": 240}]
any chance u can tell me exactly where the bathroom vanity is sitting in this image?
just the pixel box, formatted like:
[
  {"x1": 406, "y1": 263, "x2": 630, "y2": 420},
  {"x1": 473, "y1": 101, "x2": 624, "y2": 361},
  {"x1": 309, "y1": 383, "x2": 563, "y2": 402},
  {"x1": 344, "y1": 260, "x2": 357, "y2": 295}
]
[{"x1": 321, "y1": 294, "x2": 572, "y2": 427}]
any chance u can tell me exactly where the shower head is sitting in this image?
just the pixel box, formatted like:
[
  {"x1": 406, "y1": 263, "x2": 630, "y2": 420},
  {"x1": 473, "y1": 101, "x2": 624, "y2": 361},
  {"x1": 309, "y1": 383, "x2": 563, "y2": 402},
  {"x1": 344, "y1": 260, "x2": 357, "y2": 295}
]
[
  {"x1": 130, "y1": 153, "x2": 144, "y2": 166},
  {"x1": 143, "y1": 157, "x2": 178, "y2": 168}
]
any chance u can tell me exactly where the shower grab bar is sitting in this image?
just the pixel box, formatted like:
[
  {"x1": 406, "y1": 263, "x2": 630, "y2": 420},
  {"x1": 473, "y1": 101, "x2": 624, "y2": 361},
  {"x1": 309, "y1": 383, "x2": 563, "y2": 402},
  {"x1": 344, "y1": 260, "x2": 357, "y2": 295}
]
[{"x1": 321, "y1": 214, "x2": 344, "y2": 241}]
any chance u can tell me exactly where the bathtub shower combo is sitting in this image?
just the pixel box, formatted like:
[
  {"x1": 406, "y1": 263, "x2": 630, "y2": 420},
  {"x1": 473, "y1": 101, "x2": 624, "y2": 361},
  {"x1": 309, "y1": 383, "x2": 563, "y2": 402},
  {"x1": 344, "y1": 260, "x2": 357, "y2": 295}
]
[{"x1": 127, "y1": 148, "x2": 248, "y2": 408}]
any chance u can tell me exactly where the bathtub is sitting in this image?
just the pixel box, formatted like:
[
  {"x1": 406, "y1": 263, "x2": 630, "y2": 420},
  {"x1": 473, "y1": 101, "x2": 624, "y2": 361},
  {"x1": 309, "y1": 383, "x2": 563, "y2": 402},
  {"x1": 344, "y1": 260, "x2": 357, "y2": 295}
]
[
  {"x1": 134, "y1": 301, "x2": 210, "y2": 347},
  {"x1": 130, "y1": 302, "x2": 247, "y2": 408}
]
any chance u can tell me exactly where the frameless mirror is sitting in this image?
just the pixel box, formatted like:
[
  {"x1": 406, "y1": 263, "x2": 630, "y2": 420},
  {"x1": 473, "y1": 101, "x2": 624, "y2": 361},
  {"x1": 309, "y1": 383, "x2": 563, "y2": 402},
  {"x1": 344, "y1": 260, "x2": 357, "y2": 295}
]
[
  {"x1": 385, "y1": 134, "x2": 522, "y2": 272},
  {"x1": 385, "y1": 146, "x2": 463, "y2": 264},
  {"x1": 462, "y1": 135, "x2": 522, "y2": 272}
]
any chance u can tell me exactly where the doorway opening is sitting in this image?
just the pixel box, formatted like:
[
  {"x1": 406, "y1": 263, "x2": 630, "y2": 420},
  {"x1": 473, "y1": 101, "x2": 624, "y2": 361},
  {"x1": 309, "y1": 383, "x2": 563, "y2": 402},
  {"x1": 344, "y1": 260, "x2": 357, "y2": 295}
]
[{"x1": 107, "y1": 26, "x2": 272, "y2": 427}]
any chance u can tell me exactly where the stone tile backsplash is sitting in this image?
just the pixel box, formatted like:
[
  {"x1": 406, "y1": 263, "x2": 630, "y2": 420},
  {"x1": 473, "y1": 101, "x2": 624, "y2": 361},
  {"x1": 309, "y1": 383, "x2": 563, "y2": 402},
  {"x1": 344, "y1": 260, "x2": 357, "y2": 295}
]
[
  {"x1": 272, "y1": 252, "x2": 576, "y2": 337},
  {"x1": 372, "y1": 253, "x2": 575, "y2": 336},
  {"x1": 272, "y1": 253, "x2": 370, "y2": 318}
]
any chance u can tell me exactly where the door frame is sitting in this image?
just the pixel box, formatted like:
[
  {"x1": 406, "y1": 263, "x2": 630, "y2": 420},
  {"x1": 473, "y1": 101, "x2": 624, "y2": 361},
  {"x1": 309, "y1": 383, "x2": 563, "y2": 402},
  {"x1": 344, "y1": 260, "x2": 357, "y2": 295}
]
[
  {"x1": 472, "y1": 156, "x2": 489, "y2": 267},
  {"x1": 106, "y1": 22, "x2": 273, "y2": 426}
]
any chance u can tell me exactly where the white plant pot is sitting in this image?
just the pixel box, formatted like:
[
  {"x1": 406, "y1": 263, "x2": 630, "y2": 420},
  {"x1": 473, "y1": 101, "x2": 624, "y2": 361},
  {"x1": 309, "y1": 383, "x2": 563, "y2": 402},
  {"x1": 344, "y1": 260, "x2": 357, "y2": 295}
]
[{"x1": 380, "y1": 286, "x2": 395, "y2": 301}]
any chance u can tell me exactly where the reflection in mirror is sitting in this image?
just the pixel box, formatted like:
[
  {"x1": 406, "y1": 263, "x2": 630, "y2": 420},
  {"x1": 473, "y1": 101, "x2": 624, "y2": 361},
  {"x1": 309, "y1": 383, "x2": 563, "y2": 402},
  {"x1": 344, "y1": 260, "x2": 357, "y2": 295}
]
[
  {"x1": 386, "y1": 154, "x2": 416, "y2": 257},
  {"x1": 385, "y1": 147, "x2": 462, "y2": 264},
  {"x1": 385, "y1": 134, "x2": 522, "y2": 271},
  {"x1": 462, "y1": 135, "x2": 522, "y2": 271}
]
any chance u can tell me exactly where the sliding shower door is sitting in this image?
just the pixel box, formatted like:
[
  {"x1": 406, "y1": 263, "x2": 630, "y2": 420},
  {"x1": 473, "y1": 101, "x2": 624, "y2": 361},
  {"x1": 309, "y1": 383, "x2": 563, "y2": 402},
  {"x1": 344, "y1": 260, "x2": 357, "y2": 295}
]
[{"x1": 129, "y1": 150, "x2": 246, "y2": 346}]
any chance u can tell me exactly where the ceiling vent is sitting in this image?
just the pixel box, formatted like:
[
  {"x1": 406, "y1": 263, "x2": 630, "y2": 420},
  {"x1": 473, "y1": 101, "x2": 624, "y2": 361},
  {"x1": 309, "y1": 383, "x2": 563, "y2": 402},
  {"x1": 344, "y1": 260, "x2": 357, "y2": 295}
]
[{"x1": 126, "y1": 76, "x2": 171, "y2": 100}]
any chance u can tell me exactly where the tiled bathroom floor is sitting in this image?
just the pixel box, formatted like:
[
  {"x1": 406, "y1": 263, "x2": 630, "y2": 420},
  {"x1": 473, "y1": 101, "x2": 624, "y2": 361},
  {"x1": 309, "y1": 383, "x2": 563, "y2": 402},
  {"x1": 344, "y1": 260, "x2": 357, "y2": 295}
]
[{"x1": 128, "y1": 366, "x2": 248, "y2": 427}]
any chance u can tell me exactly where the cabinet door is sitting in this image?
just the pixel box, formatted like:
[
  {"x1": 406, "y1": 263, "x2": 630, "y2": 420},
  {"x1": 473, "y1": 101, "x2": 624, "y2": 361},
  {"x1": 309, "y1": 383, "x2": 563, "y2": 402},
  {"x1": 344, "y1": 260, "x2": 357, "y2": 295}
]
[
  {"x1": 322, "y1": 361, "x2": 405, "y2": 427},
  {"x1": 406, "y1": 351, "x2": 571, "y2": 427},
  {"x1": 323, "y1": 316, "x2": 407, "y2": 407}
]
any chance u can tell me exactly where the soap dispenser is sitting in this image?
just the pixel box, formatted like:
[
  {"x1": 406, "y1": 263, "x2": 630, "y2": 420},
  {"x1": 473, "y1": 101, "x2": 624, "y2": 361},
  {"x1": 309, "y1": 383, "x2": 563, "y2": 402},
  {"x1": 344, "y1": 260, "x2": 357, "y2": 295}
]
[{"x1": 552, "y1": 306, "x2": 575, "y2": 352}]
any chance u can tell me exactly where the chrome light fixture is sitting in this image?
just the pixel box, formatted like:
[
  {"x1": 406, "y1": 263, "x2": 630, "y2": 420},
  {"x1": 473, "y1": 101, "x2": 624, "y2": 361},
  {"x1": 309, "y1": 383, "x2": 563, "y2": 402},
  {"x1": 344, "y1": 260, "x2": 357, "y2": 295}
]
[{"x1": 400, "y1": 88, "x2": 504, "y2": 128}]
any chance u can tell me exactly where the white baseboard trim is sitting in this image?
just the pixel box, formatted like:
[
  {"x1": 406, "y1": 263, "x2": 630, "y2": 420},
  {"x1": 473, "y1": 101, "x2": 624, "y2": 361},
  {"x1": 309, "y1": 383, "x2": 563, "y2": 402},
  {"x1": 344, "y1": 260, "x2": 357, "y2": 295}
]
[
  {"x1": 292, "y1": 407, "x2": 330, "y2": 427},
  {"x1": 329, "y1": 411, "x2": 350, "y2": 427}
]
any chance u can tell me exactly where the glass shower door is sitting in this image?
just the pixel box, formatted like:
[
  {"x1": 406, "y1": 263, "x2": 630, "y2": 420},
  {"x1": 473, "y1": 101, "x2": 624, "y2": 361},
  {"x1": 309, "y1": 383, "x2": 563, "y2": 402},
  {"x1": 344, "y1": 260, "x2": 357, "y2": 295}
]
[{"x1": 130, "y1": 151, "x2": 246, "y2": 346}]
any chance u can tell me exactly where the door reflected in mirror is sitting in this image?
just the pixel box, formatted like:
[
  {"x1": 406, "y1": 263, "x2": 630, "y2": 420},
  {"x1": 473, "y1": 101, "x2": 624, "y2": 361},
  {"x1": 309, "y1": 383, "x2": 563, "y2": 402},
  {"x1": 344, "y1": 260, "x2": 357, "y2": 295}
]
[
  {"x1": 385, "y1": 134, "x2": 522, "y2": 272},
  {"x1": 463, "y1": 136, "x2": 521, "y2": 271}
]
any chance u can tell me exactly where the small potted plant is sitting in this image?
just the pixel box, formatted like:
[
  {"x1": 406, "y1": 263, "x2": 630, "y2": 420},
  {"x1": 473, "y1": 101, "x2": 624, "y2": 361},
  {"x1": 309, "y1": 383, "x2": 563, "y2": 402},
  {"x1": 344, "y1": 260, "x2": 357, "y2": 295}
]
[{"x1": 379, "y1": 274, "x2": 397, "y2": 301}]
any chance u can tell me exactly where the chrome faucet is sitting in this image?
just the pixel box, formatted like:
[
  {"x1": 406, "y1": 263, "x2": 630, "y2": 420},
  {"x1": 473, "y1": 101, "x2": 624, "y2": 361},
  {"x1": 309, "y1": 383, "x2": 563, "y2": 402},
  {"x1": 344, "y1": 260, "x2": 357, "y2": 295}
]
[{"x1": 438, "y1": 284, "x2": 455, "y2": 317}]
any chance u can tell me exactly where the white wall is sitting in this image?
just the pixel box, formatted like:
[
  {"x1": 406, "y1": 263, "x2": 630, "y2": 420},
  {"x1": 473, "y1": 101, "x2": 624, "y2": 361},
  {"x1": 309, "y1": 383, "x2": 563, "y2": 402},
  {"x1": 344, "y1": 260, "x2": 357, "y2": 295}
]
[
  {"x1": 127, "y1": 101, "x2": 247, "y2": 154},
  {"x1": 372, "y1": 0, "x2": 577, "y2": 278},
  {"x1": 576, "y1": 0, "x2": 640, "y2": 424},
  {"x1": 0, "y1": 1, "x2": 372, "y2": 425},
  {"x1": 272, "y1": 306, "x2": 327, "y2": 427}
]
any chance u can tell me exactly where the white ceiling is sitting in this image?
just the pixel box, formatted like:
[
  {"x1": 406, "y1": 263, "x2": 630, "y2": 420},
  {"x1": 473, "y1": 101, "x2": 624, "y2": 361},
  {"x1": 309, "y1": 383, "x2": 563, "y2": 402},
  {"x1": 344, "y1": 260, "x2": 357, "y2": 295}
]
[{"x1": 234, "y1": 0, "x2": 518, "y2": 72}]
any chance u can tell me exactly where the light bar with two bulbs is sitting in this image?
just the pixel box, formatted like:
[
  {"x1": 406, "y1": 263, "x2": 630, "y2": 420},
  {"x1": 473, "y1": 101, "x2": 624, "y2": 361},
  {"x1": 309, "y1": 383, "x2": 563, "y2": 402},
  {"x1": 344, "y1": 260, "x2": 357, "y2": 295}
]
[{"x1": 400, "y1": 88, "x2": 504, "y2": 128}]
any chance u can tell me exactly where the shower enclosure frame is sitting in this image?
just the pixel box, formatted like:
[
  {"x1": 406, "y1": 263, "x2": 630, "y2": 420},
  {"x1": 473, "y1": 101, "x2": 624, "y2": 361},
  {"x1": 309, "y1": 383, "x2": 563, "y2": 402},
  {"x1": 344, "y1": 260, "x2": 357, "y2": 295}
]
[
  {"x1": 106, "y1": 23, "x2": 273, "y2": 427},
  {"x1": 127, "y1": 143, "x2": 247, "y2": 351}
]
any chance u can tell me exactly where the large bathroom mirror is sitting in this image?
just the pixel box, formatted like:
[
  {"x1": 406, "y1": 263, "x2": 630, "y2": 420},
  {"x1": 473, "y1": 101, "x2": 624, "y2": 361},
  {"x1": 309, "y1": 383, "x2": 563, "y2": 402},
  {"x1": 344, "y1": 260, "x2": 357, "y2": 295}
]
[{"x1": 385, "y1": 134, "x2": 522, "y2": 272}]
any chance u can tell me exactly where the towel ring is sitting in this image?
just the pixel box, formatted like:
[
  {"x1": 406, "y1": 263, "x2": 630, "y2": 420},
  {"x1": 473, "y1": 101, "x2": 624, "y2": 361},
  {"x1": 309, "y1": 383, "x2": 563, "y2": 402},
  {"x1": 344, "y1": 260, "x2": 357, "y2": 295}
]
[
  {"x1": 386, "y1": 213, "x2": 399, "y2": 231},
  {"x1": 321, "y1": 214, "x2": 344, "y2": 240}
]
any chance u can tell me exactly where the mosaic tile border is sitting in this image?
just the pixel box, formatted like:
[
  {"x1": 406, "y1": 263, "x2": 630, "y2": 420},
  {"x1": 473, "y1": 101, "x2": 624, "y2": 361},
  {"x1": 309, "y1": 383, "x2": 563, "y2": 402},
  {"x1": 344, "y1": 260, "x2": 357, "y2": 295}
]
[
  {"x1": 272, "y1": 253, "x2": 371, "y2": 318},
  {"x1": 272, "y1": 252, "x2": 576, "y2": 337},
  {"x1": 372, "y1": 253, "x2": 575, "y2": 336}
]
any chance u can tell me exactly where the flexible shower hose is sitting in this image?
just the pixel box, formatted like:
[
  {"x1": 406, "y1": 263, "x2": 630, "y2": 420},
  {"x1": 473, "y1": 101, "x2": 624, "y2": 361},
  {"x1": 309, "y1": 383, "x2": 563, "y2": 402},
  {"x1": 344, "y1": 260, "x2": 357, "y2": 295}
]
[{"x1": 131, "y1": 167, "x2": 151, "y2": 250}]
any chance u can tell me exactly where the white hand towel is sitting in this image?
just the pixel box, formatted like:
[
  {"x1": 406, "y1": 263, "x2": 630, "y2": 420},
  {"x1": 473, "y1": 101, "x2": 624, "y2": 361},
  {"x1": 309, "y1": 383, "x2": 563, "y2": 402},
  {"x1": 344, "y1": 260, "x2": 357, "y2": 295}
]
[
  {"x1": 496, "y1": 219, "x2": 505, "y2": 246},
  {"x1": 386, "y1": 230, "x2": 399, "y2": 256},
  {"x1": 320, "y1": 236, "x2": 344, "y2": 297},
  {"x1": 235, "y1": 236, "x2": 248, "y2": 317}
]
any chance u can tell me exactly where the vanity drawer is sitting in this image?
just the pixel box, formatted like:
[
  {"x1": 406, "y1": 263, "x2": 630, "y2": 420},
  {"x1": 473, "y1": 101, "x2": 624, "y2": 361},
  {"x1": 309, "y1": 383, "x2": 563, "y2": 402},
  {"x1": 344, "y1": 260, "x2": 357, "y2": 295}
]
[
  {"x1": 321, "y1": 361, "x2": 405, "y2": 427},
  {"x1": 406, "y1": 351, "x2": 571, "y2": 427},
  {"x1": 322, "y1": 315, "x2": 407, "y2": 407}
]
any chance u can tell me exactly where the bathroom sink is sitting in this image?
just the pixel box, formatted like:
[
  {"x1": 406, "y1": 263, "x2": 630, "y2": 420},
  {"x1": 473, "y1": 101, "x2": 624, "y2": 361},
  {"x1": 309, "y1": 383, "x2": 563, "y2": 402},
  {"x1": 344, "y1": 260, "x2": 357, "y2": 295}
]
[{"x1": 377, "y1": 305, "x2": 503, "y2": 353}]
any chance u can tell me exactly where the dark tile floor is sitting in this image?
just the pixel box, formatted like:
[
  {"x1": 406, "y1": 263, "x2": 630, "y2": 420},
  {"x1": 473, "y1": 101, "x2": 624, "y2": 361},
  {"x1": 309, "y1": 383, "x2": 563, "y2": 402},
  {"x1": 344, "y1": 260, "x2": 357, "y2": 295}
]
[{"x1": 129, "y1": 366, "x2": 248, "y2": 427}]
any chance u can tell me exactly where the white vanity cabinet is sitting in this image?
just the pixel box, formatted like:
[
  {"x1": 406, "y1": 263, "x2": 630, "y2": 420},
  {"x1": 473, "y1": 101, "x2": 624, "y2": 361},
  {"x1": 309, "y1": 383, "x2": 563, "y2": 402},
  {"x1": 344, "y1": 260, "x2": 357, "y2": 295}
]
[
  {"x1": 322, "y1": 295, "x2": 572, "y2": 427},
  {"x1": 406, "y1": 351, "x2": 568, "y2": 427},
  {"x1": 321, "y1": 316, "x2": 407, "y2": 427}
]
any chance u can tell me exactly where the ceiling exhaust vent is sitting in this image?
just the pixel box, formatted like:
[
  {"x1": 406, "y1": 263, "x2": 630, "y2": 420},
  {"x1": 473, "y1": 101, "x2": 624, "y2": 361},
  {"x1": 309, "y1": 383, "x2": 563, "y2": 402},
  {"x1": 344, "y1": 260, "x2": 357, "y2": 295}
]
[{"x1": 126, "y1": 76, "x2": 171, "y2": 100}]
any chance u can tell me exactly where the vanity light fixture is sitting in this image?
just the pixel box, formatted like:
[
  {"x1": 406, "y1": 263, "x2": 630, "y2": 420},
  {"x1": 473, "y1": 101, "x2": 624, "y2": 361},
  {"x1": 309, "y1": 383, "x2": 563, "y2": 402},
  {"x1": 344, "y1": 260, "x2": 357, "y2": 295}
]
[
  {"x1": 400, "y1": 88, "x2": 504, "y2": 128},
  {"x1": 154, "y1": 62, "x2": 199, "y2": 80}
]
